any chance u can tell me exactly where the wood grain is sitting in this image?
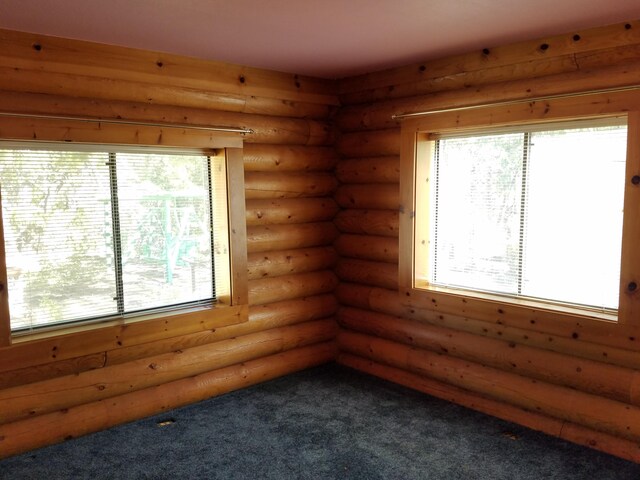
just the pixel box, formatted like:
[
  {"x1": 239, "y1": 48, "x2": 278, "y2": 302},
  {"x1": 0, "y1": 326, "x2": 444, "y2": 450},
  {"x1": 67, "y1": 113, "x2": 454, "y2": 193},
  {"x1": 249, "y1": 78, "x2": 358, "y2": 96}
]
[{"x1": 0, "y1": 342, "x2": 337, "y2": 458}]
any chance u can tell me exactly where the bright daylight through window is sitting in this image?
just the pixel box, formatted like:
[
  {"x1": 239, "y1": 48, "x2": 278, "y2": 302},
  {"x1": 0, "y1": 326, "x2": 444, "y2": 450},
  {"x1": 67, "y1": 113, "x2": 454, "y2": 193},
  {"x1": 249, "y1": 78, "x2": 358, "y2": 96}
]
[
  {"x1": 0, "y1": 146, "x2": 225, "y2": 333},
  {"x1": 426, "y1": 119, "x2": 627, "y2": 313}
]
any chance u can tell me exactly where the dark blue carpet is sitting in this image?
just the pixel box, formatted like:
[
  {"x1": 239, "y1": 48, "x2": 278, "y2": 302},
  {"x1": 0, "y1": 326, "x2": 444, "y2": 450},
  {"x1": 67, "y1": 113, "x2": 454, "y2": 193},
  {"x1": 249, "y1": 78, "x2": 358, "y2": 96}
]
[{"x1": 1, "y1": 363, "x2": 638, "y2": 479}]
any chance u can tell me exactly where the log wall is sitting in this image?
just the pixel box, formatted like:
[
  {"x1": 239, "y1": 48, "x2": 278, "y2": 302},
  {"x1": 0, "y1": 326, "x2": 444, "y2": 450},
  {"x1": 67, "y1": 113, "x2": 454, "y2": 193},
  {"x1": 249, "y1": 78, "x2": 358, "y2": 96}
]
[
  {"x1": 0, "y1": 29, "x2": 339, "y2": 458},
  {"x1": 334, "y1": 20, "x2": 640, "y2": 463},
  {"x1": 3, "y1": 19, "x2": 640, "y2": 464}
]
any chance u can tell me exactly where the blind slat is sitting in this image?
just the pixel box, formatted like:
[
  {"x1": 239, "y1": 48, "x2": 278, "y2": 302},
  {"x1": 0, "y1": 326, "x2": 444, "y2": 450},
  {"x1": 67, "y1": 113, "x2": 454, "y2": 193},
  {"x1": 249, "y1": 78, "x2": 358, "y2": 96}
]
[
  {"x1": 431, "y1": 121, "x2": 626, "y2": 312},
  {"x1": 0, "y1": 147, "x2": 218, "y2": 333}
]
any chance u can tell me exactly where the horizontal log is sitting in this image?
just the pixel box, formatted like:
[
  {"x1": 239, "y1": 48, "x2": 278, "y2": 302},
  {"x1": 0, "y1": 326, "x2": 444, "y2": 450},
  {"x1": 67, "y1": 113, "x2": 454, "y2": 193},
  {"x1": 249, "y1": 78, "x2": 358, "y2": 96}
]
[
  {"x1": 576, "y1": 42, "x2": 640, "y2": 70},
  {"x1": 341, "y1": 41, "x2": 640, "y2": 106},
  {"x1": 246, "y1": 198, "x2": 339, "y2": 226},
  {"x1": 0, "y1": 352, "x2": 106, "y2": 390},
  {"x1": 338, "y1": 354, "x2": 640, "y2": 463},
  {"x1": 338, "y1": 20, "x2": 640, "y2": 95},
  {"x1": 248, "y1": 270, "x2": 338, "y2": 306},
  {"x1": 0, "y1": 342, "x2": 336, "y2": 459},
  {"x1": 244, "y1": 171, "x2": 338, "y2": 199},
  {"x1": 339, "y1": 331, "x2": 640, "y2": 441},
  {"x1": 335, "y1": 156, "x2": 400, "y2": 184},
  {"x1": 2, "y1": 301, "x2": 350, "y2": 386},
  {"x1": 334, "y1": 184, "x2": 399, "y2": 210},
  {"x1": 338, "y1": 306, "x2": 635, "y2": 404},
  {"x1": 630, "y1": 375, "x2": 640, "y2": 406},
  {"x1": 337, "y1": 128, "x2": 400, "y2": 158},
  {"x1": 335, "y1": 283, "x2": 374, "y2": 311},
  {"x1": 246, "y1": 222, "x2": 338, "y2": 253},
  {"x1": 0, "y1": 28, "x2": 338, "y2": 106},
  {"x1": 248, "y1": 247, "x2": 337, "y2": 279},
  {"x1": 333, "y1": 209, "x2": 399, "y2": 237},
  {"x1": 559, "y1": 422, "x2": 640, "y2": 464},
  {"x1": 334, "y1": 234, "x2": 398, "y2": 264},
  {"x1": 401, "y1": 285, "x2": 640, "y2": 354},
  {"x1": 334, "y1": 259, "x2": 398, "y2": 290},
  {"x1": 0, "y1": 320, "x2": 336, "y2": 424},
  {"x1": 0, "y1": 91, "x2": 335, "y2": 146},
  {"x1": 340, "y1": 55, "x2": 578, "y2": 105},
  {"x1": 243, "y1": 144, "x2": 338, "y2": 172},
  {"x1": 0, "y1": 116, "x2": 242, "y2": 149},
  {"x1": 248, "y1": 293, "x2": 337, "y2": 323},
  {"x1": 106, "y1": 295, "x2": 338, "y2": 366},
  {"x1": 0, "y1": 305, "x2": 247, "y2": 375},
  {"x1": 337, "y1": 61, "x2": 640, "y2": 132},
  {"x1": 242, "y1": 95, "x2": 338, "y2": 119},
  {"x1": 307, "y1": 119, "x2": 338, "y2": 146},
  {"x1": 0, "y1": 66, "x2": 334, "y2": 120},
  {"x1": 335, "y1": 283, "x2": 640, "y2": 370}
]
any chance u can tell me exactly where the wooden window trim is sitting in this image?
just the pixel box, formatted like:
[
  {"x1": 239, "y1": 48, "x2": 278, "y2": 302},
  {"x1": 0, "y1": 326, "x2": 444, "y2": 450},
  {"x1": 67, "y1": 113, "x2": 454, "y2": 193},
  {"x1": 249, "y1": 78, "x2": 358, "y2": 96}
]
[
  {"x1": 225, "y1": 147, "x2": 249, "y2": 307},
  {"x1": 399, "y1": 90, "x2": 640, "y2": 351},
  {"x1": 0, "y1": 119, "x2": 249, "y2": 347}
]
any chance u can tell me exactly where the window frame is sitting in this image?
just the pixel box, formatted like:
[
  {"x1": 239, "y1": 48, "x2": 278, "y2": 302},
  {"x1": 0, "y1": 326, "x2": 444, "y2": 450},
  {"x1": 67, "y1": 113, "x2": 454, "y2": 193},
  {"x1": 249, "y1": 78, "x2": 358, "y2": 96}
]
[
  {"x1": 0, "y1": 117, "x2": 248, "y2": 346},
  {"x1": 399, "y1": 91, "x2": 640, "y2": 346}
]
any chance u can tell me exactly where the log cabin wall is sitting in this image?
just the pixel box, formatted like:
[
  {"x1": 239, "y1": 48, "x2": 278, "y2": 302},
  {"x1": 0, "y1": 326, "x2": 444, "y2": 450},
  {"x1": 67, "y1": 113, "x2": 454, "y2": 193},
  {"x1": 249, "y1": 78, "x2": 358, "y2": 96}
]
[
  {"x1": 334, "y1": 20, "x2": 640, "y2": 463},
  {"x1": 3, "y1": 19, "x2": 640, "y2": 464},
  {"x1": 0, "y1": 29, "x2": 339, "y2": 458}
]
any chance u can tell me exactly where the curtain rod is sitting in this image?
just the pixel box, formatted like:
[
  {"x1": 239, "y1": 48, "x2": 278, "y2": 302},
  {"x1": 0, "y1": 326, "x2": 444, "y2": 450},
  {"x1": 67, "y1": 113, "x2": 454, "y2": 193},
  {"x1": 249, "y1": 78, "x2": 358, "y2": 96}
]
[
  {"x1": 391, "y1": 84, "x2": 640, "y2": 120},
  {"x1": 0, "y1": 112, "x2": 254, "y2": 134}
]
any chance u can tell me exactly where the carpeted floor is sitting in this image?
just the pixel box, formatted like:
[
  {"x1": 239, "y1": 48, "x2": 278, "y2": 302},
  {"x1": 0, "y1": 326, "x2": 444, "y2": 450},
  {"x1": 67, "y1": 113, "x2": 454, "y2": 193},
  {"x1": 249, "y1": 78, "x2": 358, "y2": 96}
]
[{"x1": 1, "y1": 363, "x2": 638, "y2": 479}]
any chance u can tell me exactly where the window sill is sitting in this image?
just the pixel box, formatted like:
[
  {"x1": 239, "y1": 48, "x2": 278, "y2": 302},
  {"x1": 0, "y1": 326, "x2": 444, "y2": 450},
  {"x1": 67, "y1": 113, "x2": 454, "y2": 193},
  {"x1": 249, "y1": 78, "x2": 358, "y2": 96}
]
[
  {"x1": 399, "y1": 283, "x2": 637, "y2": 351},
  {"x1": 413, "y1": 279, "x2": 618, "y2": 324},
  {"x1": 10, "y1": 302, "x2": 248, "y2": 346}
]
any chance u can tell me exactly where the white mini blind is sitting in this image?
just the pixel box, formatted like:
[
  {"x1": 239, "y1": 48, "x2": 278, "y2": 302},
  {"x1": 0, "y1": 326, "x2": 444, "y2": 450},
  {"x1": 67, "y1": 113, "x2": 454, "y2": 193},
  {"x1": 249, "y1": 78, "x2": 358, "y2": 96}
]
[
  {"x1": 432, "y1": 132, "x2": 524, "y2": 294},
  {"x1": 0, "y1": 145, "x2": 218, "y2": 333},
  {"x1": 430, "y1": 120, "x2": 626, "y2": 312}
]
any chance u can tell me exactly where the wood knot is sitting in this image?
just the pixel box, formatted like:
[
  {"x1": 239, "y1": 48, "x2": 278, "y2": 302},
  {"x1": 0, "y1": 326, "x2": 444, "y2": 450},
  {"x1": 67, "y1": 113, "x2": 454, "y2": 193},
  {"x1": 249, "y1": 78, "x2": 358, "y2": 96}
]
[{"x1": 32, "y1": 43, "x2": 42, "y2": 51}]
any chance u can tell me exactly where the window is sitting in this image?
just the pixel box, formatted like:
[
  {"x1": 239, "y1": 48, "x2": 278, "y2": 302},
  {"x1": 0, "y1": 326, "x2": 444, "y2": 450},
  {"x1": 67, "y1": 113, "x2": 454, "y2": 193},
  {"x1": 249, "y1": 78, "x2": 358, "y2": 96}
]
[
  {"x1": 399, "y1": 93, "x2": 640, "y2": 333},
  {"x1": 428, "y1": 120, "x2": 626, "y2": 313},
  {"x1": 0, "y1": 144, "x2": 234, "y2": 334}
]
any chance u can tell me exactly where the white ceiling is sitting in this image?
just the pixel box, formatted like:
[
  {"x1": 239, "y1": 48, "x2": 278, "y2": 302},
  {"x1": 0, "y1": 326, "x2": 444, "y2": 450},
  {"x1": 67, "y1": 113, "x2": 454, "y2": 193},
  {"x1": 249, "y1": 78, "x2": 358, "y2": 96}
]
[{"x1": 1, "y1": 0, "x2": 640, "y2": 79}]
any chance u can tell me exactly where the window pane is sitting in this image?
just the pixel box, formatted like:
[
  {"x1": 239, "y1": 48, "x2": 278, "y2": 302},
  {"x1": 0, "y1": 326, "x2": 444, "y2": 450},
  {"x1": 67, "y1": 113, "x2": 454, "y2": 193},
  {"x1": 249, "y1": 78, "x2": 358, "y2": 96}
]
[
  {"x1": 0, "y1": 150, "x2": 117, "y2": 331},
  {"x1": 522, "y1": 126, "x2": 626, "y2": 309},
  {"x1": 432, "y1": 133, "x2": 524, "y2": 294},
  {"x1": 429, "y1": 121, "x2": 626, "y2": 313},
  {"x1": 116, "y1": 154, "x2": 214, "y2": 312}
]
